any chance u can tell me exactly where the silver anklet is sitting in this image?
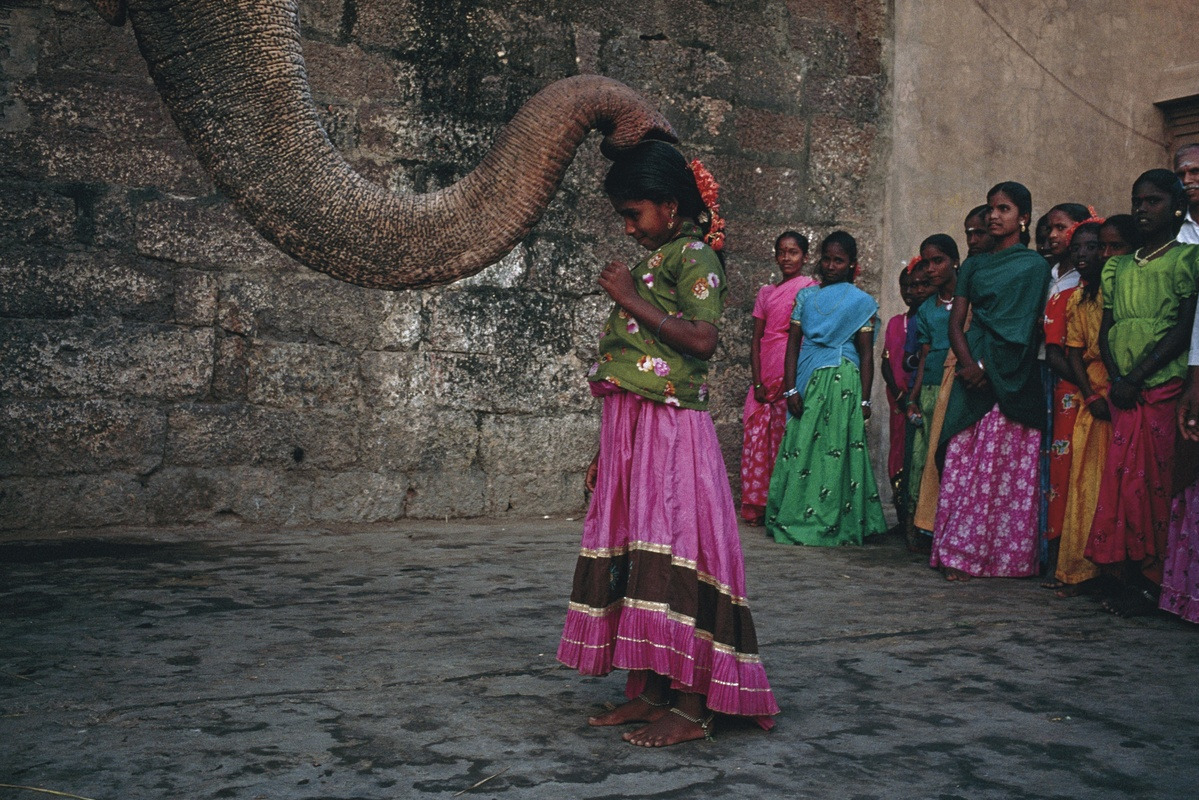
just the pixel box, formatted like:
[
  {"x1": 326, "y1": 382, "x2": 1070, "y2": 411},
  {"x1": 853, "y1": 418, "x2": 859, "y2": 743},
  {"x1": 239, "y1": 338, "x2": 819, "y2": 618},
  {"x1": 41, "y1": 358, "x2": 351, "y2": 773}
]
[
  {"x1": 669, "y1": 707, "x2": 715, "y2": 741},
  {"x1": 638, "y1": 692, "x2": 671, "y2": 708}
]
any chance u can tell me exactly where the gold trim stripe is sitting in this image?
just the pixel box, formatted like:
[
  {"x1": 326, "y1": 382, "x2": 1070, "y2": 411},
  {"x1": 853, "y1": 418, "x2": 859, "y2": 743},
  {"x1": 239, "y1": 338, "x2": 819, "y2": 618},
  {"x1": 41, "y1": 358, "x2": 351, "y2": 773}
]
[{"x1": 565, "y1": 602, "x2": 764, "y2": 664}]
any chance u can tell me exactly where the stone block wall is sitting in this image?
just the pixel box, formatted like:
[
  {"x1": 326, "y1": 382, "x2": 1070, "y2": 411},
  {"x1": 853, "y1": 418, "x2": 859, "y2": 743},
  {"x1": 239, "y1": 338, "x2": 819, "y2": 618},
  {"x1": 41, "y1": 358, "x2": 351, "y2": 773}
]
[{"x1": 0, "y1": 0, "x2": 890, "y2": 530}]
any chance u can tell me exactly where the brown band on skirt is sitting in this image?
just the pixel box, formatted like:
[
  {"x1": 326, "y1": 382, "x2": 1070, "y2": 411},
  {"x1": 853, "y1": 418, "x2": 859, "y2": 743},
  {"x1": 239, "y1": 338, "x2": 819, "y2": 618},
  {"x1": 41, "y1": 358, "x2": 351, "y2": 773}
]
[{"x1": 568, "y1": 548, "x2": 762, "y2": 655}]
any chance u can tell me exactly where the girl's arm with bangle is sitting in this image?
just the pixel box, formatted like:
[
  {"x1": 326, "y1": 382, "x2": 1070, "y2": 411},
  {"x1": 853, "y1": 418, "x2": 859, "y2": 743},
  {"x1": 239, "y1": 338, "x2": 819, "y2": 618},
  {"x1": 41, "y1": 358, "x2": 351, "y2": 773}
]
[
  {"x1": 855, "y1": 327, "x2": 874, "y2": 420},
  {"x1": 750, "y1": 316, "x2": 767, "y2": 401},
  {"x1": 907, "y1": 344, "x2": 930, "y2": 415},
  {"x1": 1044, "y1": 343, "x2": 1074, "y2": 383},
  {"x1": 947, "y1": 296, "x2": 985, "y2": 389},
  {"x1": 880, "y1": 350, "x2": 900, "y2": 406},
  {"x1": 783, "y1": 322, "x2": 804, "y2": 417},
  {"x1": 1098, "y1": 308, "x2": 1122, "y2": 387},
  {"x1": 1177, "y1": 365, "x2": 1199, "y2": 441},
  {"x1": 585, "y1": 450, "x2": 599, "y2": 492},
  {"x1": 1067, "y1": 344, "x2": 1110, "y2": 422}
]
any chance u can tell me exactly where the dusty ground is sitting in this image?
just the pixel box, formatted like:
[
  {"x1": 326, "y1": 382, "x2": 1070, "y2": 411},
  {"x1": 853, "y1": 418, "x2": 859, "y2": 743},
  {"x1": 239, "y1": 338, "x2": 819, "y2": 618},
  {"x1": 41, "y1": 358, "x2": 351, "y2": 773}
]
[{"x1": 2, "y1": 519, "x2": 1197, "y2": 799}]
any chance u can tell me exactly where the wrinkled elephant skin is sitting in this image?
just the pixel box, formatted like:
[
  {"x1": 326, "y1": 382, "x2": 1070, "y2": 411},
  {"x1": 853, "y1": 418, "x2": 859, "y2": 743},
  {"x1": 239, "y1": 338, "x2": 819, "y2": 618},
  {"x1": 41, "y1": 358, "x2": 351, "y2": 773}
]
[{"x1": 90, "y1": 0, "x2": 676, "y2": 289}]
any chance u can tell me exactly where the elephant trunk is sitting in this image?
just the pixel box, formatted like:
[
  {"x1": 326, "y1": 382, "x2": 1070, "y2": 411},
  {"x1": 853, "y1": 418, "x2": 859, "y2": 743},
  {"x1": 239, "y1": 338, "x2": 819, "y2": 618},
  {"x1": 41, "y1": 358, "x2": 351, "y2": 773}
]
[{"x1": 124, "y1": 0, "x2": 675, "y2": 289}]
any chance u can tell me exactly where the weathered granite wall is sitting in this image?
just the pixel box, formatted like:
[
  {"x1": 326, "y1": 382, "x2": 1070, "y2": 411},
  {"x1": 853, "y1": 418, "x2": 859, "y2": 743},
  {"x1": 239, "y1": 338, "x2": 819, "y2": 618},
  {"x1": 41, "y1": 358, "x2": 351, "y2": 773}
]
[{"x1": 0, "y1": 0, "x2": 890, "y2": 530}]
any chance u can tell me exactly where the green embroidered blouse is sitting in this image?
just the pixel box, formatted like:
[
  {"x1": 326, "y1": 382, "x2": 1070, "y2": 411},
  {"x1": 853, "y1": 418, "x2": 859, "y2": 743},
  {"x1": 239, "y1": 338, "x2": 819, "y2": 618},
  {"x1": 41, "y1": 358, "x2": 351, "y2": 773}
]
[{"x1": 588, "y1": 223, "x2": 726, "y2": 409}]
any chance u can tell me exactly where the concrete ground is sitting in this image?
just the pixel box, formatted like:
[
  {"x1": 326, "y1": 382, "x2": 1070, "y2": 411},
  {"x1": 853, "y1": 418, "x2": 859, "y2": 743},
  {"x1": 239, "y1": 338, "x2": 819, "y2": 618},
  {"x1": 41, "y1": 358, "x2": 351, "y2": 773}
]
[{"x1": 1, "y1": 519, "x2": 1197, "y2": 800}]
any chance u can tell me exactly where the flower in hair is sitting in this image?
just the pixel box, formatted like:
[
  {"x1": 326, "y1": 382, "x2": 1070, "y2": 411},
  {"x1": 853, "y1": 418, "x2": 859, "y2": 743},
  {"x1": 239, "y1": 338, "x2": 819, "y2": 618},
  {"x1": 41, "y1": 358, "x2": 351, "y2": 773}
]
[
  {"x1": 1063, "y1": 215, "x2": 1105, "y2": 248},
  {"x1": 904, "y1": 256, "x2": 922, "y2": 274},
  {"x1": 689, "y1": 158, "x2": 726, "y2": 251}
]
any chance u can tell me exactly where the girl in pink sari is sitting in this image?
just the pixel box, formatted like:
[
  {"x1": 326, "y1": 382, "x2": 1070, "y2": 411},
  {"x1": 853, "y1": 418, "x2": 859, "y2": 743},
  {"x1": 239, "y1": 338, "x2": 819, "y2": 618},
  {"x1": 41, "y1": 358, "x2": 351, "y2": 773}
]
[
  {"x1": 740, "y1": 232, "x2": 817, "y2": 524},
  {"x1": 882, "y1": 262, "x2": 932, "y2": 534}
]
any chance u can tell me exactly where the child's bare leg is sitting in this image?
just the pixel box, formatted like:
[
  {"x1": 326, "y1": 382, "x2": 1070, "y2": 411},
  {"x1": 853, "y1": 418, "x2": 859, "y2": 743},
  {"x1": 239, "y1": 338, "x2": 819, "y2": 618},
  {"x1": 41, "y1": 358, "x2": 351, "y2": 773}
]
[
  {"x1": 588, "y1": 671, "x2": 671, "y2": 726},
  {"x1": 942, "y1": 566, "x2": 972, "y2": 582},
  {"x1": 624, "y1": 690, "x2": 712, "y2": 747}
]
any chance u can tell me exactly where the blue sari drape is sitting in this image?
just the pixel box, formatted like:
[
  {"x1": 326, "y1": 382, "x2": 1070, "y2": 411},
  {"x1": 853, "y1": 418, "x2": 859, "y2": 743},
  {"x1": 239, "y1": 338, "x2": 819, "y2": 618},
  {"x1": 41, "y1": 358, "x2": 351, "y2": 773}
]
[{"x1": 791, "y1": 283, "x2": 879, "y2": 399}]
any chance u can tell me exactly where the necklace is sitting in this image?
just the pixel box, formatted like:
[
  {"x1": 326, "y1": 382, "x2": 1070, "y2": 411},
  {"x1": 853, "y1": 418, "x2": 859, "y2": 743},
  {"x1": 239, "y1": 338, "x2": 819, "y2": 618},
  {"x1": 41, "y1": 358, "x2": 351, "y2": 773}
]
[{"x1": 1134, "y1": 240, "x2": 1175, "y2": 266}]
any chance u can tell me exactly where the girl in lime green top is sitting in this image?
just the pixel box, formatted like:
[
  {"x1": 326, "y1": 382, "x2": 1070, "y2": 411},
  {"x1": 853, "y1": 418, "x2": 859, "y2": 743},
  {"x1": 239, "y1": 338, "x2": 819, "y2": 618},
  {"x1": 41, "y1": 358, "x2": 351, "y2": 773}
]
[{"x1": 1087, "y1": 169, "x2": 1199, "y2": 617}]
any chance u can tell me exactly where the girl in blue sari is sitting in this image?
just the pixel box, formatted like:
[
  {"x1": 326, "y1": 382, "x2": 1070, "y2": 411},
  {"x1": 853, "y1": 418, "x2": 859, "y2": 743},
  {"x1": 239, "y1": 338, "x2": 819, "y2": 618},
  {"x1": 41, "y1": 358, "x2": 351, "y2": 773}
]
[{"x1": 766, "y1": 231, "x2": 888, "y2": 545}]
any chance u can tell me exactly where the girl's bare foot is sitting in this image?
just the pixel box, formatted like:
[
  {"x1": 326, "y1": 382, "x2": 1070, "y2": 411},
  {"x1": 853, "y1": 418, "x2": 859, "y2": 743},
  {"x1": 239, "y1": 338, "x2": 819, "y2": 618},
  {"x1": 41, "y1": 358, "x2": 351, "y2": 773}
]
[
  {"x1": 943, "y1": 567, "x2": 972, "y2": 582},
  {"x1": 623, "y1": 707, "x2": 713, "y2": 747},
  {"x1": 588, "y1": 694, "x2": 670, "y2": 727}
]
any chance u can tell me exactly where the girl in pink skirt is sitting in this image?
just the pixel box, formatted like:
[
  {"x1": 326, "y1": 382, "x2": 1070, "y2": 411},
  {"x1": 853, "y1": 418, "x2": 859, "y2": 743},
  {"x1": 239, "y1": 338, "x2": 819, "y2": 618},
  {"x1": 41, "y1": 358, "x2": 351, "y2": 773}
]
[
  {"x1": 1087, "y1": 169, "x2": 1198, "y2": 616},
  {"x1": 740, "y1": 231, "x2": 817, "y2": 525},
  {"x1": 557, "y1": 141, "x2": 779, "y2": 747}
]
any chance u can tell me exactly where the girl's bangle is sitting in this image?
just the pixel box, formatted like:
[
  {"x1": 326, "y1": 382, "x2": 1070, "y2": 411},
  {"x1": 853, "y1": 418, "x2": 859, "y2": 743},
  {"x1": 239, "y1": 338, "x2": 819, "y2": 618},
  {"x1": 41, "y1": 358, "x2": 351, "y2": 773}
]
[
  {"x1": 782, "y1": 387, "x2": 799, "y2": 398},
  {"x1": 655, "y1": 315, "x2": 671, "y2": 339}
]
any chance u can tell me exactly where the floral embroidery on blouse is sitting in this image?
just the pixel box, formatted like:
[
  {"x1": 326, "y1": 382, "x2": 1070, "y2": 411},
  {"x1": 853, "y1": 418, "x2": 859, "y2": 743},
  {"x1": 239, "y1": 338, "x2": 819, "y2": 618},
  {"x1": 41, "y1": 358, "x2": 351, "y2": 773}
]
[{"x1": 590, "y1": 222, "x2": 726, "y2": 409}]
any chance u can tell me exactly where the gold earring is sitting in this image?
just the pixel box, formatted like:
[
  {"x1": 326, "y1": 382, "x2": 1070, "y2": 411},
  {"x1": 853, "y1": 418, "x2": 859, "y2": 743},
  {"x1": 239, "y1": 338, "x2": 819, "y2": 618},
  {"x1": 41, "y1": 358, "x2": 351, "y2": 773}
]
[
  {"x1": 1020, "y1": 221, "x2": 1027, "y2": 233},
  {"x1": 1177, "y1": 209, "x2": 1184, "y2": 217}
]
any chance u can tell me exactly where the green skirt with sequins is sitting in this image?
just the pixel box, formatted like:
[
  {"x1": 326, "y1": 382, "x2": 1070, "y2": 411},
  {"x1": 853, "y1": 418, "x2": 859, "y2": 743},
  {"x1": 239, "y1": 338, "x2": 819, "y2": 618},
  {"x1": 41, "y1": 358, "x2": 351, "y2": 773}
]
[{"x1": 766, "y1": 361, "x2": 888, "y2": 546}]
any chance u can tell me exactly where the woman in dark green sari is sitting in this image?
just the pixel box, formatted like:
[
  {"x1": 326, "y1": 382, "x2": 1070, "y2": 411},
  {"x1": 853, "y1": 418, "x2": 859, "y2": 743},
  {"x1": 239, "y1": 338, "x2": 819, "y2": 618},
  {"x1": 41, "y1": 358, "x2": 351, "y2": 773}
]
[{"x1": 931, "y1": 182, "x2": 1051, "y2": 580}]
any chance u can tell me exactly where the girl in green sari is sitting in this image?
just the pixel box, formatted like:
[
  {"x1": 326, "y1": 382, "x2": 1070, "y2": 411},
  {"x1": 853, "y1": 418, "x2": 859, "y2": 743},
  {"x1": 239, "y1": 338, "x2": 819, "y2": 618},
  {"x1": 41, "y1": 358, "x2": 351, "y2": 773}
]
[
  {"x1": 766, "y1": 231, "x2": 887, "y2": 546},
  {"x1": 932, "y1": 182, "x2": 1050, "y2": 580}
]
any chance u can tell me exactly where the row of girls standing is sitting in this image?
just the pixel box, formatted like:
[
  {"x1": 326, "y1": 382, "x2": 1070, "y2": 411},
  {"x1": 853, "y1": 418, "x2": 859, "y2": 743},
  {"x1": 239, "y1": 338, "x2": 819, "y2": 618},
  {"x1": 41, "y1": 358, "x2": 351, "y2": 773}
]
[
  {"x1": 890, "y1": 170, "x2": 1199, "y2": 625},
  {"x1": 882, "y1": 191, "x2": 1045, "y2": 571}
]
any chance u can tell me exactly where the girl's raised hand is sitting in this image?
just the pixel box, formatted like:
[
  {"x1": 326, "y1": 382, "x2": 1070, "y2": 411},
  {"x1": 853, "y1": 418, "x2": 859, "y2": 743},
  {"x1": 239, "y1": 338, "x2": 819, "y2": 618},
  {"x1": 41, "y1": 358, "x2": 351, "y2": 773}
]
[{"x1": 598, "y1": 261, "x2": 639, "y2": 308}]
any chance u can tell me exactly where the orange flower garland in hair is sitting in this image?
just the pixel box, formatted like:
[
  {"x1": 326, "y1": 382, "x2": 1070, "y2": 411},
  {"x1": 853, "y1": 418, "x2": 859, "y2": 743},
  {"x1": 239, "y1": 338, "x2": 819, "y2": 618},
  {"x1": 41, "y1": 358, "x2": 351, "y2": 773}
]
[
  {"x1": 1063, "y1": 214, "x2": 1105, "y2": 248},
  {"x1": 689, "y1": 158, "x2": 725, "y2": 251},
  {"x1": 904, "y1": 256, "x2": 922, "y2": 274}
]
